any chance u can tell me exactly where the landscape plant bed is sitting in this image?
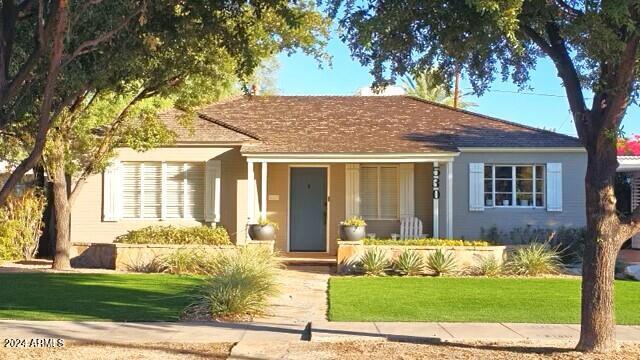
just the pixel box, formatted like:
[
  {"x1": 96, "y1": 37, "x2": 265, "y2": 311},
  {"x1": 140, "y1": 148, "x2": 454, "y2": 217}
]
[
  {"x1": 337, "y1": 240, "x2": 505, "y2": 274},
  {"x1": 328, "y1": 277, "x2": 640, "y2": 324},
  {"x1": 0, "y1": 273, "x2": 203, "y2": 321},
  {"x1": 363, "y1": 238, "x2": 490, "y2": 246},
  {"x1": 70, "y1": 241, "x2": 275, "y2": 270}
]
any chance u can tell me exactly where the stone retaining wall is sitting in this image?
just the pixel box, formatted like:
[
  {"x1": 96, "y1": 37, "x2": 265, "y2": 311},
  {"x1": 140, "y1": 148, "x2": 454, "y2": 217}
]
[
  {"x1": 70, "y1": 240, "x2": 275, "y2": 271},
  {"x1": 337, "y1": 240, "x2": 506, "y2": 274}
]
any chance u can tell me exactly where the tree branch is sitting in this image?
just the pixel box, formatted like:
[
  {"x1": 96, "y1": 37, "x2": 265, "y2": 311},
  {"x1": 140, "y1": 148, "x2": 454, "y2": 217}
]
[
  {"x1": 0, "y1": 0, "x2": 18, "y2": 89},
  {"x1": 61, "y1": 2, "x2": 146, "y2": 68},
  {"x1": 552, "y1": 0, "x2": 583, "y2": 17},
  {"x1": 521, "y1": 23, "x2": 588, "y2": 142}
]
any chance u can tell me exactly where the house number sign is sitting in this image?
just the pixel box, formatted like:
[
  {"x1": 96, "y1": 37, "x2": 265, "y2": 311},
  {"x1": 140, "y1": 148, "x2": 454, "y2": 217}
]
[{"x1": 432, "y1": 167, "x2": 441, "y2": 199}]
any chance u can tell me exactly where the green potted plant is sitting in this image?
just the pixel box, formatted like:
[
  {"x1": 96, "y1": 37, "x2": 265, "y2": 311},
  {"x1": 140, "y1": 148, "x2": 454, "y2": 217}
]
[
  {"x1": 339, "y1": 216, "x2": 367, "y2": 241},
  {"x1": 248, "y1": 217, "x2": 278, "y2": 241}
]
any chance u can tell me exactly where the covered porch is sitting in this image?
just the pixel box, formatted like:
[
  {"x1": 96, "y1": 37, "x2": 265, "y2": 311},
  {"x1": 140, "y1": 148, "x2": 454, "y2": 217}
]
[{"x1": 242, "y1": 153, "x2": 457, "y2": 255}]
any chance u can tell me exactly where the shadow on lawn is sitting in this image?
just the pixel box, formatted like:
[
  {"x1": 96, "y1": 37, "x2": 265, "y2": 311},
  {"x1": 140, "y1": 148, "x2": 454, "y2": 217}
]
[{"x1": 0, "y1": 273, "x2": 202, "y2": 321}]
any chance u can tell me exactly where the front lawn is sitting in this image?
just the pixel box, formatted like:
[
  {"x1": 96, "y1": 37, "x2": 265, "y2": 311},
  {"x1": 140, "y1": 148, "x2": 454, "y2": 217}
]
[
  {"x1": 0, "y1": 273, "x2": 203, "y2": 321},
  {"x1": 328, "y1": 277, "x2": 640, "y2": 324}
]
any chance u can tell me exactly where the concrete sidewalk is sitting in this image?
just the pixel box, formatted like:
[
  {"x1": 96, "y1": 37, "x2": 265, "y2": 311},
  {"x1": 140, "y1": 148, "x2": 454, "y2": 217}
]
[{"x1": 2, "y1": 320, "x2": 640, "y2": 344}]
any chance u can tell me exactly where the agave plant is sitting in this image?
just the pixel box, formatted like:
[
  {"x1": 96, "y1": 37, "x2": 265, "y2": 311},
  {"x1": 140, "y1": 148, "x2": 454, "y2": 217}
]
[
  {"x1": 425, "y1": 249, "x2": 457, "y2": 276},
  {"x1": 358, "y1": 248, "x2": 389, "y2": 276},
  {"x1": 394, "y1": 250, "x2": 424, "y2": 276},
  {"x1": 506, "y1": 243, "x2": 562, "y2": 276}
]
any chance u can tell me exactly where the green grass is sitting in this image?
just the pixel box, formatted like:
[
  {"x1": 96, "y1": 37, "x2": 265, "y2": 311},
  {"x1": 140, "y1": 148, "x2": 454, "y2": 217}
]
[
  {"x1": 328, "y1": 277, "x2": 640, "y2": 324},
  {"x1": 0, "y1": 273, "x2": 204, "y2": 321}
]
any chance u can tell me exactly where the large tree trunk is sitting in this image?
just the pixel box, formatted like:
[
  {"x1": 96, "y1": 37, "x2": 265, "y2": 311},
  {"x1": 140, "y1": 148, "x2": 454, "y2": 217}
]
[
  {"x1": 51, "y1": 160, "x2": 71, "y2": 270},
  {"x1": 577, "y1": 133, "x2": 622, "y2": 352}
]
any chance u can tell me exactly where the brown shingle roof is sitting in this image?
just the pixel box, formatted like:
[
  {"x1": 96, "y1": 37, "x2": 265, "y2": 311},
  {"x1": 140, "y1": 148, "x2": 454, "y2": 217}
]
[
  {"x1": 165, "y1": 96, "x2": 583, "y2": 152},
  {"x1": 159, "y1": 108, "x2": 253, "y2": 143}
]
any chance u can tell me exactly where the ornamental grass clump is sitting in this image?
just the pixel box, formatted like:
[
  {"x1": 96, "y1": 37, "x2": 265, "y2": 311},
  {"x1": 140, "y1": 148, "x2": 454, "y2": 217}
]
[
  {"x1": 393, "y1": 250, "x2": 424, "y2": 276},
  {"x1": 506, "y1": 243, "x2": 563, "y2": 276},
  {"x1": 425, "y1": 249, "x2": 457, "y2": 276},
  {"x1": 358, "y1": 248, "x2": 389, "y2": 276},
  {"x1": 183, "y1": 246, "x2": 280, "y2": 320},
  {"x1": 161, "y1": 248, "x2": 216, "y2": 275},
  {"x1": 470, "y1": 254, "x2": 503, "y2": 276}
]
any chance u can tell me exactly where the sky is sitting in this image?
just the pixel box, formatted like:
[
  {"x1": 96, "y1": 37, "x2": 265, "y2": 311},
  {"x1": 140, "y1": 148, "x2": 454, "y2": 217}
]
[{"x1": 276, "y1": 29, "x2": 640, "y2": 138}]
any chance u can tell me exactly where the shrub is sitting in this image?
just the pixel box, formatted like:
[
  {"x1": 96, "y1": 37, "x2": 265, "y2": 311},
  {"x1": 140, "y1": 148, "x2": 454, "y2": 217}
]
[
  {"x1": 358, "y1": 248, "x2": 389, "y2": 276},
  {"x1": 363, "y1": 238, "x2": 489, "y2": 247},
  {"x1": 470, "y1": 254, "x2": 503, "y2": 276},
  {"x1": 506, "y1": 243, "x2": 562, "y2": 276},
  {"x1": 115, "y1": 225, "x2": 231, "y2": 245},
  {"x1": 425, "y1": 249, "x2": 457, "y2": 276},
  {"x1": 0, "y1": 189, "x2": 46, "y2": 261},
  {"x1": 393, "y1": 250, "x2": 424, "y2": 276},
  {"x1": 183, "y1": 246, "x2": 280, "y2": 319},
  {"x1": 341, "y1": 216, "x2": 367, "y2": 227}
]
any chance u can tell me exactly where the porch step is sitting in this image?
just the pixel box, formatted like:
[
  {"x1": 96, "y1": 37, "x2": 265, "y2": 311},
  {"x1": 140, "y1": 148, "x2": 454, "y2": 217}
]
[{"x1": 277, "y1": 253, "x2": 337, "y2": 266}]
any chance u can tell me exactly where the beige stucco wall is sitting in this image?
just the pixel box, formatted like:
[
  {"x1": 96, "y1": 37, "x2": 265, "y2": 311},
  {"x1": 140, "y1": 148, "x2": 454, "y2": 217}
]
[
  {"x1": 70, "y1": 146, "x2": 246, "y2": 244},
  {"x1": 71, "y1": 150, "x2": 434, "y2": 253}
]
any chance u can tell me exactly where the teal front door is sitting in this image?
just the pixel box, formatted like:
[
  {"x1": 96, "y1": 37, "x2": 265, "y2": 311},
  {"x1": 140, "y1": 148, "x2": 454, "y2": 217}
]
[{"x1": 289, "y1": 167, "x2": 327, "y2": 252}]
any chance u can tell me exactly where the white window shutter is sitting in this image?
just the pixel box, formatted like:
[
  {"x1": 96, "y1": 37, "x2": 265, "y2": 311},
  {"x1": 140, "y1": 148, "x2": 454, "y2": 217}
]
[
  {"x1": 546, "y1": 163, "x2": 563, "y2": 212},
  {"x1": 205, "y1": 159, "x2": 222, "y2": 223},
  {"x1": 399, "y1": 164, "x2": 415, "y2": 218},
  {"x1": 103, "y1": 161, "x2": 122, "y2": 222},
  {"x1": 469, "y1": 163, "x2": 484, "y2": 212},
  {"x1": 345, "y1": 163, "x2": 360, "y2": 218}
]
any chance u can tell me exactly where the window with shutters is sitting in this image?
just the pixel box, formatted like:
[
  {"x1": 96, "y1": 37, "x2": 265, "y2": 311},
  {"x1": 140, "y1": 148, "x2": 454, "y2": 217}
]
[
  {"x1": 121, "y1": 162, "x2": 205, "y2": 219},
  {"x1": 360, "y1": 165, "x2": 399, "y2": 219},
  {"x1": 483, "y1": 164, "x2": 545, "y2": 208}
]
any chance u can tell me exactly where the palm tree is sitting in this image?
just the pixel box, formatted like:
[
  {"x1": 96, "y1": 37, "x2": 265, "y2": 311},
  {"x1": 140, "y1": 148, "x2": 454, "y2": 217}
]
[{"x1": 402, "y1": 69, "x2": 475, "y2": 109}]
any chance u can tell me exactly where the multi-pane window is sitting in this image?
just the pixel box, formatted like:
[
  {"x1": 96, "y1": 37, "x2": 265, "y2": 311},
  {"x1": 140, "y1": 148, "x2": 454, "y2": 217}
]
[
  {"x1": 121, "y1": 162, "x2": 205, "y2": 219},
  {"x1": 360, "y1": 165, "x2": 399, "y2": 219},
  {"x1": 484, "y1": 165, "x2": 545, "y2": 207}
]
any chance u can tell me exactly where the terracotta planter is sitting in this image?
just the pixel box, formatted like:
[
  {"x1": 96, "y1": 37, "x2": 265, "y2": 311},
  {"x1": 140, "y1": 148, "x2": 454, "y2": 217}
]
[
  {"x1": 248, "y1": 224, "x2": 276, "y2": 241},
  {"x1": 339, "y1": 225, "x2": 366, "y2": 241}
]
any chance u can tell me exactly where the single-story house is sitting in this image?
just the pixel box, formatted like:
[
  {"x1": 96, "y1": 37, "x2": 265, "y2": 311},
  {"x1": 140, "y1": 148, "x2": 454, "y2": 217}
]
[{"x1": 70, "y1": 96, "x2": 588, "y2": 255}]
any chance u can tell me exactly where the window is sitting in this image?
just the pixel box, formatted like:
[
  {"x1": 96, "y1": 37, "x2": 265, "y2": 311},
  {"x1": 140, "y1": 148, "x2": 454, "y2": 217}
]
[
  {"x1": 360, "y1": 165, "x2": 399, "y2": 219},
  {"x1": 483, "y1": 164, "x2": 545, "y2": 208},
  {"x1": 121, "y1": 162, "x2": 205, "y2": 219}
]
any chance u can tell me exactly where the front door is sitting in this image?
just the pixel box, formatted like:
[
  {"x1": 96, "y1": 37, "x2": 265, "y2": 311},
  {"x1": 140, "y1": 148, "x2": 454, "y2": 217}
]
[{"x1": 289, "y1": 167, "x2": 327, "y2": 252}]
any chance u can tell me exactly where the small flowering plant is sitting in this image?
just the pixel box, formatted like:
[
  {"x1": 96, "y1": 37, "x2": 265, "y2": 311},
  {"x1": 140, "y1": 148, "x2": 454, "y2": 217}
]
[{"x1": 340, "y1": 216, "x2": 367, "y2": 227}]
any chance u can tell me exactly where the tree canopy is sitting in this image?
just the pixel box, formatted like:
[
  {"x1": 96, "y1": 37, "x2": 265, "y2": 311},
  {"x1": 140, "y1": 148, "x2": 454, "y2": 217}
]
[{"x1": 0, "y1": 0, "x2": 330, "y2": 202}]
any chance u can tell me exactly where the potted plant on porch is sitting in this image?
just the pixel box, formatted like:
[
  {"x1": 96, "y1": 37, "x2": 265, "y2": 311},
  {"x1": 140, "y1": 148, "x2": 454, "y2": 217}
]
[
  {"x1": 339, "y1": 216, "x2": 367, "y2": 241},
  {"x1": 248, "y1": 217, "x2": 278, "y2": 241}
]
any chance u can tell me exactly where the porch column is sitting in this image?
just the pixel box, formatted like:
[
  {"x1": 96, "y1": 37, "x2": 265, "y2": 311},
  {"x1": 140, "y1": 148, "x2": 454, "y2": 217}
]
[
  {"x1": 261, "y1": 162, "x2": 268, "y2": 220},
  {"x1": 247, "y1": 160, "x2": 255, "y2": 224},
  {"x1": 446, "y1": 161, "x2": 453, "y2": 239},
  {"x1": 433, "y1": 162, "x2": 439, "y2": 238}
]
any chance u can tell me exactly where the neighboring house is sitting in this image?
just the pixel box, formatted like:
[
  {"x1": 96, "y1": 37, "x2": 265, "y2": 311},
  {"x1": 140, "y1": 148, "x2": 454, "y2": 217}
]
[
  {"x1": 617, "y1": 156, "x2": 640, "y2": 249},
  {"x1": 70, "y1": 96, "x2": 587, "y2": 255}
]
